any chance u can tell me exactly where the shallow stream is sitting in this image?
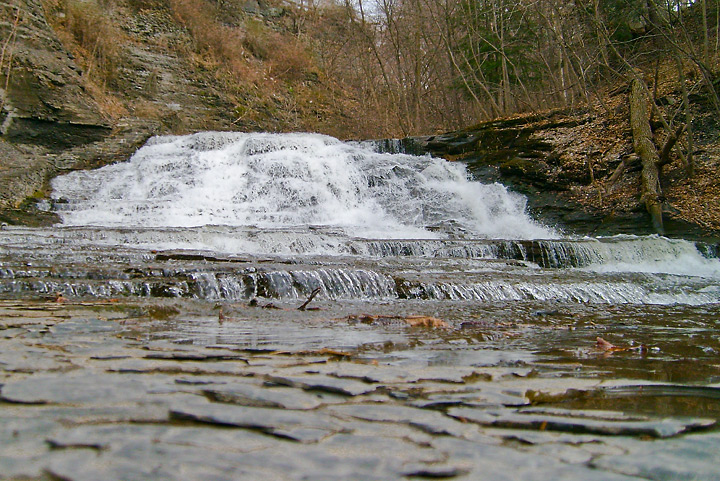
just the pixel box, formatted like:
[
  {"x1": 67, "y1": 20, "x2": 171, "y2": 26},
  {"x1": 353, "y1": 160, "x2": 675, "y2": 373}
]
[
  {"x1": 3, "y1": 132, "x2": 720, "y2": 383},
  {"x1": 1, "y1": 132, "x2": 719, "y2": 479}
]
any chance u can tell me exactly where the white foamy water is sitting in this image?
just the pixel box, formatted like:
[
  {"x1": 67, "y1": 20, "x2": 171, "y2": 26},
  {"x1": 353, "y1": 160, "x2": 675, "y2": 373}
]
[
  {"x1": 579, "y1": 235, "x2": 720, "y2": 279},
  {"x1": 51, "y1": 132, "x2": 554, "y2": 240},
  {"x1": 47, "y1": 132, "x2": 720, "y2": 283}
]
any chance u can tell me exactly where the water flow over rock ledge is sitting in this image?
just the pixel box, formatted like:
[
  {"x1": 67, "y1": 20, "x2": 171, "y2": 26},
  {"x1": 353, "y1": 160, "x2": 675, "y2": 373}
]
[
  {"x1": 50, "y1": 132, "x2": 554, "y2": 240},
  {"x1": 2, "y1": 132, "x2": 720, "y2": 480},
  {"x1": 0, "y1": 132, "x2": 710, "y2": 306}
]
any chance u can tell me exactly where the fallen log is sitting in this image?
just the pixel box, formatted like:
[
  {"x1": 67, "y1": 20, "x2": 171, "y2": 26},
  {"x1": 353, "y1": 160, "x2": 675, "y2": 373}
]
[{"x1": 629, "y1": 78, "x2": 665, "y2": 234}]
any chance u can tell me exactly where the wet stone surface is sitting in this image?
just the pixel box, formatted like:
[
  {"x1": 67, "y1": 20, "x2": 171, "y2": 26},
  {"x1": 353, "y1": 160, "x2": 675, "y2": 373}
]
[{"x1": 0, "y1": 299, "x2": 719, "y2": 481}]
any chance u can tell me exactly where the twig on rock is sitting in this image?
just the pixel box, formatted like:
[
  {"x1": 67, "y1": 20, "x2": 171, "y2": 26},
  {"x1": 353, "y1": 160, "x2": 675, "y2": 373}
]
[{"x1": 298, "y1": 287, "x2": 322, "y2": 311}]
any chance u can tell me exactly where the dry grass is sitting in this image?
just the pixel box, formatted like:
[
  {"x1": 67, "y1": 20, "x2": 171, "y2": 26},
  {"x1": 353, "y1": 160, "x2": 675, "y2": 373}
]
[
  {"x1": 40, "y1": 0, "x2": 128, "y2": 120},
  {"x1": 43, "y1": 0, "x2": 124, "y2": 87},
  {"x1": 83, "y1": 80, "x2": 129, "y2": 119},
  {"x1": 168, "y1": 0, "x2": 311, "y2": 84}
]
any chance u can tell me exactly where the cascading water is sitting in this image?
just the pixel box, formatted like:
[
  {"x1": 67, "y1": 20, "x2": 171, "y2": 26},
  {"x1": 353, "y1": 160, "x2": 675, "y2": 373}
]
[
  {"x1": 51, "y1": 132, "x2": 553, "y2": 240},
  {"x1": 0, "y1": 132, "x2": 717, "y2": 306}
]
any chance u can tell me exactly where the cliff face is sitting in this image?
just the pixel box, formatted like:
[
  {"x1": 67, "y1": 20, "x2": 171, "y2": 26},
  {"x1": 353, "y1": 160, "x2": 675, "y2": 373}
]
[
  {"x1": 1, "y1": 0, "x2": 112, "y2": 219},
  {"x1": 1, "y1": 0, "x2": 110, "y2": 146}
]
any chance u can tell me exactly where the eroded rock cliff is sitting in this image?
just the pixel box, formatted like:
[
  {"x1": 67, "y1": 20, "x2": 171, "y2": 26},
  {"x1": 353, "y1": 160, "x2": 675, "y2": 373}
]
[{"x1": 1, "y1": 0, "x2": 112, "y2": 221}]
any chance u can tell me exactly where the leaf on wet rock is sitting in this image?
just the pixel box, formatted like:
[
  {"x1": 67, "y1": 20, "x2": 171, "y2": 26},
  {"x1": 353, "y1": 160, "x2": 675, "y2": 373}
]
[
  {"x1": 594, "y1": 337, "x2": 649, "y2": 355},
  {"x1": 404, "y1": 316, "x2": 449, "y2": 328},
  {"x1": 595, "y1": 337, "x2": 622, "y2": 351}
]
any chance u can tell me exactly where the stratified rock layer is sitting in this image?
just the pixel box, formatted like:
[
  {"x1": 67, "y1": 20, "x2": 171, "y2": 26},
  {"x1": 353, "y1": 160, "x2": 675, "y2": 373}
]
[
  {"x1": 1, "y1": 0, "x2": 110, "y2": 215},
  {"x1": 1, "y1": 0, "x2": 110, "y2": 146}
]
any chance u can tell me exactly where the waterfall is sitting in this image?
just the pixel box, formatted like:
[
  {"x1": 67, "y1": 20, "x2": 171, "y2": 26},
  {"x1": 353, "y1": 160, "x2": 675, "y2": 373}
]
[
  {"x1": 51, "y1": 132, "x2": 554, "y2": 240},
  {"x1": 7, "y1": 131, "x2": 708, "y2": 306}
]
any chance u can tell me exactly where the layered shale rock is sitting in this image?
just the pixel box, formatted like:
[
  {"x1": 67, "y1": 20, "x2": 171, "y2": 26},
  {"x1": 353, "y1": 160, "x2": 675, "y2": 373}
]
[{"x1": 0, "y1": 0, "x2": 110, "y2": 215}]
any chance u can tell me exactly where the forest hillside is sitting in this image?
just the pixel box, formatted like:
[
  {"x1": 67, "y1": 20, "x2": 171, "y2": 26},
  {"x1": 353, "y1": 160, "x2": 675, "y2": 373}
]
[{"x1": 1, "y1": 0, "x2": 719, "y2": 237}]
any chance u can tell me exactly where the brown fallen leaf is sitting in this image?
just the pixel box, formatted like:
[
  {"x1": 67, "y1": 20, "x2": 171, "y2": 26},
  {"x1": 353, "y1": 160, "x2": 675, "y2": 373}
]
[
  {"x1": 344, "y1": 314, "x2": 448, "y2": 328},
  {"x1": 403, "y1": 316, "x2": 449, "y2": 328},
  {"x1": 595, "y1": 337, "x2": 631, "y2": 352},
  {"x1": 595, "y1": 337, "x2": 616, "y2": 351}
]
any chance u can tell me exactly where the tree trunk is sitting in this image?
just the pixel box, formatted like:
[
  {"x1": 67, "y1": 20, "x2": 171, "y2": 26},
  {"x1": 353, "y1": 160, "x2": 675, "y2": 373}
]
[{"x1": 629, "y1": 78, "x2": 664, "y2": 234}]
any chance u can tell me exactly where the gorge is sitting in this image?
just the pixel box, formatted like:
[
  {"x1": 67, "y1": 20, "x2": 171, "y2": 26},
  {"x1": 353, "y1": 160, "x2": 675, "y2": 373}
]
[{"x1": 1, "y1": 1, "x2": 720, "y2": 480}]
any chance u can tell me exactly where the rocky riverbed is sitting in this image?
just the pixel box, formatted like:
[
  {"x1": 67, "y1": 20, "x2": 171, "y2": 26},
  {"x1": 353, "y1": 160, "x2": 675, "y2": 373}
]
[
  {"x1": 2, "y1": 297, "x2": 719, "y2": 480},
  {"x1": 2, "y1": 131, "x2": 720, "y2": 479}
]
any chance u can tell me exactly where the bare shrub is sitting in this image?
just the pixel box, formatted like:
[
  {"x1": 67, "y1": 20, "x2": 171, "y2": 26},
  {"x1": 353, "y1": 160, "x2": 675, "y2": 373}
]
[{"x1": 267, "y1": 33, "x2": 312, "y2": 82}]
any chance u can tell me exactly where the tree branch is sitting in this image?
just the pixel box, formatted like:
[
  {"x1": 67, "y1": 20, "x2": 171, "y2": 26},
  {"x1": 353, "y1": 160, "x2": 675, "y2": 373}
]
[
  {"x1": 298, "y1": 287, "x2": 321, "y2": 311},
  {"x1": 658, "y1": 124, "x2": 686, "y2": 167}
]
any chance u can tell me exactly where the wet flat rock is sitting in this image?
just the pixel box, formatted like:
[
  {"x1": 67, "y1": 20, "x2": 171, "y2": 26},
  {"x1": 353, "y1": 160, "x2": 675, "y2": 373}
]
[
  {"x1": 104, "y1": 358, "x2": 252, "y2": 376},
  {"x1": 204, "y1": 382, "x2": 325, "y2": 410},
  {"x1": 0, "y1": 341, "x2": 74, "y2": 372},
  {"x1": 408, "y1": 387, "x2": 529, "y2": 409},
  {"x1": 0, "y1": 299, "x2": 718, "y2": 481},
  {"x1": 429, "y1": 437, "x2": 644, "y2": 481},
  {"x1": 447, "y1": 406, "x2": 716, "y2": 438},
  {"x1": 45, "y1": 424, "x2": 279, "y2": 453},
  {"x1": 305, "y1": 362, "x2": 424, "y2": 383},
  {"x1": 1, "y1": 373, "x2": 147, "y2": 404},
  {"x1": 0, "y1": 415, "x2": 65, "y2": 479},
  {"x1": 329, "y1": 403, "x2": 480, "y2": 438},
  {"x1": 42, "y1": 442, "x2": 285, "y2": 481},
  {"x1": 143, "y1": 351, "x2": 249, "y2": 362},
  {"x1": 592, "y1": 431, "x2": 720, "y2": 480},
  {"x1": 169, "y1": 403, "x2": 344, "y2": 443},
  {"x1": 264, "y1": 373, "x2": 378, "y2": 396},
  {"x1": 296, "y1": 433, "x2": 452, "y2": 478}
]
